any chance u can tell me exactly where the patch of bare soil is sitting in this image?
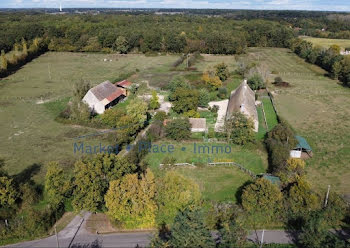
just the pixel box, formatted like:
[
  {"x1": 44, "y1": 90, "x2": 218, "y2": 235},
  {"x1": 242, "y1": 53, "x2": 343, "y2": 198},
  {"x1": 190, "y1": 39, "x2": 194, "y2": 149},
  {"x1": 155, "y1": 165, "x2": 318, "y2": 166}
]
[{"x1": 273, "y1": 81, "x2": 291, "y2": 87}]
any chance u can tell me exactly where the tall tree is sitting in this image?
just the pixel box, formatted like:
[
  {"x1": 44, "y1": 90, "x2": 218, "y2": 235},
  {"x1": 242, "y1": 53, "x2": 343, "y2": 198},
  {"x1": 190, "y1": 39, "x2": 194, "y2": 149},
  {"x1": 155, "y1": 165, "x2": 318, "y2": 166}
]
[
  {"x1": 105, "y1": 169, "x2": 156, "y2": 229},
  {"x1": 149, "y1": 90, "x2": 160, "y2": 110},
  {"x1": 156, "y1": 171, "x2": 201, "y2": 225},
  {"x1": 0, "y1": 50, "x2": 7, "y2": 71},
  {"x1": 45, "y1": 161, "x2": 70, "y2": 207}
]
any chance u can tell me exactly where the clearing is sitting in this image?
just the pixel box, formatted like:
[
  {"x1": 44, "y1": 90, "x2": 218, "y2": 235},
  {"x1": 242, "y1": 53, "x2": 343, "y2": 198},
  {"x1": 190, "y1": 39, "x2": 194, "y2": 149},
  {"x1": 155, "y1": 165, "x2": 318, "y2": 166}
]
[
  {"x1": 241, "y1": 47, "x2": 350, "y2": 194},
  {"x1": 301, "y1": 36, "x2": 350, "y2": 50}
]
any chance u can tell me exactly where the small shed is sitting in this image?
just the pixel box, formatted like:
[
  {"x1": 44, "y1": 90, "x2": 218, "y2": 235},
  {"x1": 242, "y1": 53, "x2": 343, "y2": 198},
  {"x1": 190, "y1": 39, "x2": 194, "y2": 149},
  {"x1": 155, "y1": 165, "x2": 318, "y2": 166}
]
[
  {"x1": 189, "y1": 118, "x2": 207, "y2": 133},
  {"x1": 261, "y1": 174, "x2": 281, "y2": 186},
  {"x1": 290, "y1": 135, "x2": 313, "y2": 159}
]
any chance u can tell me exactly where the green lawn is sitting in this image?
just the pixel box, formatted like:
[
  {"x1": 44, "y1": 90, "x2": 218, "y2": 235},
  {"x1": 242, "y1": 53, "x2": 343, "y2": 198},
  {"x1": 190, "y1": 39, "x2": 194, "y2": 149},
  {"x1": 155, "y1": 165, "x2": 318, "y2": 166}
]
[
  {"x1": 241, "y1": 47, "x2": 350, "y2": 194},
  {"x1": 145, "y1": 141, "x2": 266, "y2": 202},
  {"x1": 301, "y1": 36, "x2": 350, "y2": 50},
  {"x1": 262, "y1": 97, "x2": 278, "y2": 131},
  {"x1": 256, "y1": 105, "x2": 267, "y2": 140}
]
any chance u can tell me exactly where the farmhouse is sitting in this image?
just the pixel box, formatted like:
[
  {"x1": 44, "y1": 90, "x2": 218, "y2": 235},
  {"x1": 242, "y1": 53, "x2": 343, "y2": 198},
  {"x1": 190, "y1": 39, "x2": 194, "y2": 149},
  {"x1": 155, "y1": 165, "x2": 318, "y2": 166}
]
[
  {"x1": 226, "y1": 80, "x2": 259, "y2": 132},
  {"x1": 82, "y1": 80, "x2": 126, "y2": 114},
  {"x1": 290, "y1": 135, "x2": 313, "y2": 159},
  {"x1": 189, "y1": 118, "x2": 207, "y2": 132}
]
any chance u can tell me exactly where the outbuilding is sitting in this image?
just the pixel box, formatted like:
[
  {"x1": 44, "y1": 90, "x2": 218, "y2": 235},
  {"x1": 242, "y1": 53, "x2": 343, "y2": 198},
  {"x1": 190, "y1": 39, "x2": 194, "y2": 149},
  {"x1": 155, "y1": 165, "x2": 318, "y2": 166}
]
[
  {"x1": 82, "y1": 80, "x2": 126, "y2": 114},
  {"x1": 290, "y1": 135, "x2": 313, "y2": 159}
]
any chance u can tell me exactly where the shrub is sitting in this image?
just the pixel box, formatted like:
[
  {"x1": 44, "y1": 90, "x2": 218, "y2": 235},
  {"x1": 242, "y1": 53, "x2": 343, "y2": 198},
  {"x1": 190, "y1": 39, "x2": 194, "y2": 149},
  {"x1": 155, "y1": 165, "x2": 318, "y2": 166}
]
[
  {"x1": 165, "y1": 118, "x2": 191, "y2": 140},
  {"x1": 274, "y1": 76, "x2": 283, "y2": 83},
  {"x1": 247, "y1": 74, "x2": 265, "y2": 90},
  {"x1": 153, "y1": 111, "x2": 167, "y2": 122},
  {"x1": 184, "y1": 109, "x2": 200, "y2": 118},
  {"x1": 217, "y1": 87, "x2": 228, "y2": 99}
]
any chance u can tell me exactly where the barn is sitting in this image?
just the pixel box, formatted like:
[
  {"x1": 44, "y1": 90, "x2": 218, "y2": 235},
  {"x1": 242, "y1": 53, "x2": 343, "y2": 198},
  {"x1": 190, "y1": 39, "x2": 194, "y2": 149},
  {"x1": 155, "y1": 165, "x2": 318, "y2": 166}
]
[
  {"x1": 226, "y1": 80, "x2": 259, "y2": 132},
  {"x1": 82, "y1": 80, "x2": 126, "y2": 114}
]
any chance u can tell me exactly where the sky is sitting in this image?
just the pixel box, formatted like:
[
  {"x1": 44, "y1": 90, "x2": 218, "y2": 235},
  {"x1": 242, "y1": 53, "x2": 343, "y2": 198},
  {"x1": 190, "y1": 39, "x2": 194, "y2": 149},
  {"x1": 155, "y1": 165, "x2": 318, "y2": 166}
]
[{"x1": 1, "y1": 0, "x2": 350, "y2": 11}]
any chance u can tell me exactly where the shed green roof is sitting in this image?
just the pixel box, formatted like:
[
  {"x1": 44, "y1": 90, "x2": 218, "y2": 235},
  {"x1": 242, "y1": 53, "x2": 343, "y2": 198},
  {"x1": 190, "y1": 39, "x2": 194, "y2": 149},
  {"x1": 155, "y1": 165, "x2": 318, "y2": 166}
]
[
  {"x1": 295, "y1": 135, "x2": 312, "y2": 151},
  {"x1": 262, "y1": 175, "x2": 281, "y2": 185}
]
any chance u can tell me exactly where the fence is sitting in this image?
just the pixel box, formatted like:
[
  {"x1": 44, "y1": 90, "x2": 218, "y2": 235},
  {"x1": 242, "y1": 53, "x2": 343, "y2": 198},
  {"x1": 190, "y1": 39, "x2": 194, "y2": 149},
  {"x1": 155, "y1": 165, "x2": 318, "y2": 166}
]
[{"x1": 208, "y1": 161, "x2": 257, "y2": 179}]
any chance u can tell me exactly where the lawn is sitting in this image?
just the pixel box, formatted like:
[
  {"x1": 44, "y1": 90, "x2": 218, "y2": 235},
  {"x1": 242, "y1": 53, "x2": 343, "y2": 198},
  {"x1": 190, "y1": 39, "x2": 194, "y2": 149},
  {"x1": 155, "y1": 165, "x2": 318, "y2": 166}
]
[
  {"x1": 145, "y1": 141, "x2": 267, "y2": 202},
  {"x1": 301, "y1": 36, "x2": 350, "y2": 50},
  {"x1": 241, "y1": 47, "x2": 350, "y2": 194},
  {"x1": 261, "y1": 97, "x2": 278, "y2": 131}
]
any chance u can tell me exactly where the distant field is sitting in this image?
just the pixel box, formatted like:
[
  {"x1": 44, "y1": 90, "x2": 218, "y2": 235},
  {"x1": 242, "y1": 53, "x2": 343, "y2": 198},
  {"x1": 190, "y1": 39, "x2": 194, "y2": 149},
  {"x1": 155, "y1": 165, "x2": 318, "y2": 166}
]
[
  {"x1": 301, "y1": 36, "x2": 350, "y2": 50},
  {"x1": 241, "y1": 48, "x2": 350, "y2": 194}
]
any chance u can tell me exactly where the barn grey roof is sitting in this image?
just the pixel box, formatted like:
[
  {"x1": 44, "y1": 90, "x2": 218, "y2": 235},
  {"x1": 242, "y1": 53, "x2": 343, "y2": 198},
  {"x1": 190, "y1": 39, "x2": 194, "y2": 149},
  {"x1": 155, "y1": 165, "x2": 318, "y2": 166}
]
[
  {"x1": 189, "y1": 118, "x2": 206, "y2": 129},
  {"x1": 90, "y1": 81, "x2": 119, "y2": 101},
  {"x1": 226, "y1": 80, "x2": 257, "y2": 122}
]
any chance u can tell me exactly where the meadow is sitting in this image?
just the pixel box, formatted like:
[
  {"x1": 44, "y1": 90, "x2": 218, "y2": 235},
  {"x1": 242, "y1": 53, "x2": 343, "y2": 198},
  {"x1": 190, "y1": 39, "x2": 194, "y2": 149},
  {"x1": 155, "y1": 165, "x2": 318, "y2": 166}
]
[
  {"x1": 241, "y1": 47, "x2": 350, "y2": 195},
  {"x1": 145, "y1": 141, "x2": 268, "y2": 202},
  {"x1": 301, "y1": 36, "x2": 350, "y2": 50},
  {"x1": 0, "y1": 52, "x2": 238, "y2": 182}
]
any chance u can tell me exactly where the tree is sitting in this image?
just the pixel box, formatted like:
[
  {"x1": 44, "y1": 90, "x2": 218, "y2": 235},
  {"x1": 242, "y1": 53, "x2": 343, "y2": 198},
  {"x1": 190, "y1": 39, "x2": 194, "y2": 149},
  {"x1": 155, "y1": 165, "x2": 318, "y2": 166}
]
[
  {"x1": 241, "y1": 178, "x2": 283, "y2": 224},
  {"x1": 165, "y1": 118, "x2": 191, "y2": 140},
  {"x1": 298, "y1": 211, "x2": 347, "y2": 248},
  {"x1": 217, "y1": 220, "x2": 247, "y2": 248},
  {"x1": 201, "y1": 71, "x2": 222, "y2": 90},
  {"x1": 286, "y1": 178, "x2": 320, "y2": 218},
  {"x1": 156, "y1": 171, "x2": 201, "y2": 225},
  {"x1": 331, "y1": 61, "x2": 342, "y2": 79},
  {"x1": 215, "y1": 62, "x2": 230, "y2": 81},
  {"x1": 126, "y1": 98, "x2": 148, "y2": 130},
  {"x1": 170, "y1": 88, "x2": 199, "y2": 114},
  {"x1": 0, "y1": 50, "x2": 7, "y2": 71},
  {"x1": 115, "y1": 36, "x2": 129, "y2": 54},
  {"x1": 247, "y1": 74, "x2": 265, "y2": 90},
  {"x1": 105, "y1": 169, "x2": 156, "y2": 229},
  {"x1": 151, "y1": 207, "x2": 215, "y2": 248},
  {"x1": 217, "y1": 87, "x2": 228, "y2": 99},
  {"x1": 198, "y1": 88, "x2": 210, "y2": 107},
  {"x1": 73, "y1": 80, "x2": 91, "y2": 100},
  {"x1": 0, "y1": 176, "x2": 18, "y2": 208},
  {"x1": 72, "y1": 154, "x2": 136, "y2": 212},
  {"x1": 22, "y1": 38, "x2": 28, "y2": 55},
  {"x1": 149, "y1": 90, "x2": 160, "y2": 110},
  {"x1": 277, "y1": 158, "x2": 305, "y2": 186},
  {"x1": 225, "y1": 112, "x2": 255, "y2": 145},
  {"x1": 45, "y1": 162, "x2": 70, "y2": 207}
]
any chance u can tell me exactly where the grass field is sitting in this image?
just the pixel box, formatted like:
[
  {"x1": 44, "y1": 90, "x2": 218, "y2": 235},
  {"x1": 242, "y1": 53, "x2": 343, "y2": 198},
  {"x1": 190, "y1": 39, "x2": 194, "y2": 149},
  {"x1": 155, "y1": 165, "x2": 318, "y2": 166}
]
[
  {"x1": 262, "y1": 97, "x2": 279, "y2": 131},
  {"x1": 145, "y1": 141, "x2": 267, "y2": 202},
  {"x1": 241, "y1": 47, "x2": 350, "y2": 195},
  {"x1": 301, "y1": 36, "x2": 350, "y2": 50},
  {"x1": 0, "y1": 52, "x2": 238, "y2": 182}
]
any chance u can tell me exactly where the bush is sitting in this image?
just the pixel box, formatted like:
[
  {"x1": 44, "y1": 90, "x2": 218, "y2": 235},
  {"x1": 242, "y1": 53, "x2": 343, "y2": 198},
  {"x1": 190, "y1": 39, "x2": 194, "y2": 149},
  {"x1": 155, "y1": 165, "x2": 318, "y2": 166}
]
[
  {"x1": 153, "y1": 111, "x2": 167, "y2": 122},
  {"x1": 217, "y1": 87, "x2": 228, "y2": 99},
  {"x1": 165, "y1": 118, "x2": 191, "y2": 140},
  {"x1": 274, "y1": 76, "x2": 283, "y2": 83},
  {"x1": 247, "y1": 74, "x2": 265, "y2": 90},
  {"x1": 184, "y1": 109, "x2": 200, "y2": 118}
]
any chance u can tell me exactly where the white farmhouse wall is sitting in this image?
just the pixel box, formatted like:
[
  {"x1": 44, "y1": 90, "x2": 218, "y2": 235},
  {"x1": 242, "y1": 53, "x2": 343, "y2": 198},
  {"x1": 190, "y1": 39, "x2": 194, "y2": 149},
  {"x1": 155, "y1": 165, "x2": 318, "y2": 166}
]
[{"x1": 83, "y1": 90, "x2": 105, "y2": 114}]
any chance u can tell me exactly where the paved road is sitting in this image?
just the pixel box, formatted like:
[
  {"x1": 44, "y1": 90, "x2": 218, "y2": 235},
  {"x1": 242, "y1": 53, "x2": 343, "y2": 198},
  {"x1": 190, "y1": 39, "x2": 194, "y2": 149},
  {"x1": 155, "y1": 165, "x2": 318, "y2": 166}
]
[{"x1": 4, "y1": 212, "x2": 299, "y2": 248}]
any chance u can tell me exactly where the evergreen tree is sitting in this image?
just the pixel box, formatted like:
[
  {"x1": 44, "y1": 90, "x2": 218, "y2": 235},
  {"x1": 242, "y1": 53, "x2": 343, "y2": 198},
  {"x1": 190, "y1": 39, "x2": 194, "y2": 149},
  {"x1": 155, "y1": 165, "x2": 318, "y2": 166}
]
[
  {"x1": 22, "y1": 38, "x2": 28, "y2": 55},
  {"x1": 159, "y1": 207, "x2": 215, "y2": 248},
  {"x1": 149, "y1": 90, "x2": 160, "y2": 110}
]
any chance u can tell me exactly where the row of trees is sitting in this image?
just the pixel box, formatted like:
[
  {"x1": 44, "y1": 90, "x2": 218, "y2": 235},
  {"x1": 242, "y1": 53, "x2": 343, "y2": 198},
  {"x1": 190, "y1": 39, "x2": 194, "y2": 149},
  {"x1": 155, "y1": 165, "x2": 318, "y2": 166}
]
[
  {"x1": 0, "y1": 14, "x2": 296, "y2": 55},
  {"x1": 0, "y1": 37, "x2": 47, "y2": 77},
  {"x1": 291, "y1": 38, "x2": 350, "y2": 86}
]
